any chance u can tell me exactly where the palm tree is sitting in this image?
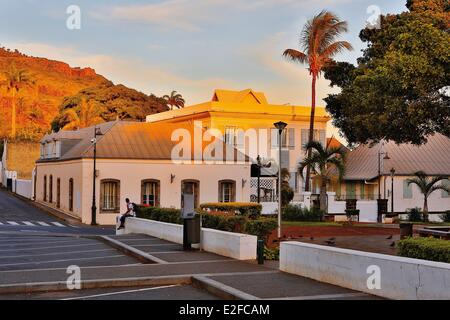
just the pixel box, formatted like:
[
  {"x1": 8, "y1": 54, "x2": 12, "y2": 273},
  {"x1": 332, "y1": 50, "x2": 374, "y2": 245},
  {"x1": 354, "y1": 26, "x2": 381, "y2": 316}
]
[
  {"x1": 283, "y1": 10, "x2": 352, "y2": 192},
  {"x1": 62, "y1": 98, "x2": 104, "y2": 130},
  {"x1": 163, "y1": 90, "x2": 185, "y2": 110},
  {"x1": 298, "y1": 141, "x2": 346, "y2": 212},
  {"x1": 407, "y1": 171, "x2": 450, "y2": 222},
  {"x1": 1, "y1": 65, "x2": 34, "y2": 138}
]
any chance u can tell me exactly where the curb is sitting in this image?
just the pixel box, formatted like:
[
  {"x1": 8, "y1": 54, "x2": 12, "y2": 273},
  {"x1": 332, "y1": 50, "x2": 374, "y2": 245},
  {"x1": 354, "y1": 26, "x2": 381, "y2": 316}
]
[
  {"x1": 191, "y1": 275, "x2": 258, "y2": 300},
  {"x1": 97, "y1": 236, "x2": 168, "y2": 264},
  {"x1": 0, "y1": 275, "x2": 192, "y2": 295}
]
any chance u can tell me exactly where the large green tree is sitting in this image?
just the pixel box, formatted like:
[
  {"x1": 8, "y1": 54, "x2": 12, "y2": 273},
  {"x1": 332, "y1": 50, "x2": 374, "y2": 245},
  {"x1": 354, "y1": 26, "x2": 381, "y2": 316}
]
[{"x1": 324, "y1": 0, "x2": 449, "y2": 145}]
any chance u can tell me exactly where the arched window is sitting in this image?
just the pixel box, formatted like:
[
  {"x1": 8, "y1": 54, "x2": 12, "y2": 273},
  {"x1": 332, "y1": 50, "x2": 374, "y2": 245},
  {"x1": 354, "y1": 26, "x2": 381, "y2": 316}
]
[
  {"x1": 141, "y1": 179, "x2": 160, "y2": 207},
  {"x1": 43, "y1": 175, "x2": 47, "y2": 202},
  {"x1": 219, "y1": 180, "x2": 236, "y2": 203},
  {"x1": 69, "y1": 178, "x2": 74, "y2": 211},
  {"x1": 181, "y1": 180, "x2": 200, "y2": 208},
  {"x1": 56, "y1": 178, "x2": 61, "y2": 208},
  {"x1": 100, "y1": 179, "x2": 120, "y2": 213}
]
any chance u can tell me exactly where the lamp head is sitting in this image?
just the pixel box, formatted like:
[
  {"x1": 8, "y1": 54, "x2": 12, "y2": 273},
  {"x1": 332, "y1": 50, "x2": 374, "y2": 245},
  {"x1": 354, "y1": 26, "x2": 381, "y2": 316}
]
[
  {"x1": 390, "y1": 167, "x2": 396, "y2": 176},
  {"x1": 383, "y1": 153, "x2": 391, "y2": 160},
  {"x1": 274, "y1": 121, "x2": 288, "y2": 132}
]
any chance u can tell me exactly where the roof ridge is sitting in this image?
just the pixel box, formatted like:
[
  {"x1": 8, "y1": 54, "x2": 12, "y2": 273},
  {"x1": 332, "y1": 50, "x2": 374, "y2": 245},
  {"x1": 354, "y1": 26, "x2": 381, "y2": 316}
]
[{"x1": 80, "y1": 121, "x2": 121, "y2": 157}]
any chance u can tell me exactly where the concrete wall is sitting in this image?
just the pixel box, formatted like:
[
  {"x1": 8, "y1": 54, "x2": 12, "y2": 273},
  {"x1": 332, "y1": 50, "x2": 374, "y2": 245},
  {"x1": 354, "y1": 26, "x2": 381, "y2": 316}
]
[
  {"x1": 122, "y1": 217, "x2": 257, "y2": 260},
  {"x1": 36, "y1": 159, "x2": 251, "y2": 225},
  {"x1": 357, "y1": 201, "x2": 378, "y2": 222},
  {"x1": 280, "y1": 241, "x2": 450, "y2": 300},
  {"x1": 15, "y1": 179, "x2": 32, "y2": 199}
]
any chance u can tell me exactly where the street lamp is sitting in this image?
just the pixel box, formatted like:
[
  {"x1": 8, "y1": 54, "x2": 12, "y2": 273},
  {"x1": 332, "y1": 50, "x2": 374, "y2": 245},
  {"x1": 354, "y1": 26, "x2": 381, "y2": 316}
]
[
  {"x1": 256, "y1": 155, "x2": 271, "y2": 204},
  {"x1": 390, "y1": 167, "x2": 396, "y2": 215},
  {"x1": 274, "y1": 121, "x2": 287, "y2": 239},
  {"x1": 91, "y1": 126, "x2": 103, "y2": 226},
  {"x1": 377, "y1": 148, "x2": 390, "y2": 223}
]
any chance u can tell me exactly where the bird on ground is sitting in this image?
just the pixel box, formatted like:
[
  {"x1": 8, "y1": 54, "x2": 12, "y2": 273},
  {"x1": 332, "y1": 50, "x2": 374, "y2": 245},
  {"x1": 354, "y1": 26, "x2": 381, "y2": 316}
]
[
  {"x1": 386, "y1": 235, "x2": 393, "y2": 240},
  {"x1": 390, "y1": 241, "x2": 396, "y2": 247},
  {"x1": 328, "y1": 237, "x2": 336, "y2": 241},
  {"x1": 298, "y1": 235, "x2": 303, "y2": 238},
  {"x1": 310, "y1": 237, "x2": 314, "y2": 241},
  {"x1": 325, "y1": 240, "x2": 336, "y2": 246}
]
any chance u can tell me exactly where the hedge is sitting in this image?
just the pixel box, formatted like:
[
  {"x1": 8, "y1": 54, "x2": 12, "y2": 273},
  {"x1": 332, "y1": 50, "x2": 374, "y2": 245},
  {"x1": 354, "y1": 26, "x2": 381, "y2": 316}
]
[
  {"x1": 136, "y1": 205, "x2": 277, "y2": 243},
  {"x1": 282, "y1": 205, "x2": 324, "y2": 222},
  {"x1": 398, "y1": 237, "x2": 450, "y2": 263},
  {"x1": 199, "y1": 202, "x2": 262, "y2": 218}
]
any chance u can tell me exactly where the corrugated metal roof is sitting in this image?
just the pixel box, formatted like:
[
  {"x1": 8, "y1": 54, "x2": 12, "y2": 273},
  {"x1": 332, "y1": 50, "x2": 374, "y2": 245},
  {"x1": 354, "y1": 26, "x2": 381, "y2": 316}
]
[
  {"x1": 340, "y1": 134, "x2": 450, "y2": 180},
  {"x1": 38, "y1": 121, "x2": 249, "y2": 162}
]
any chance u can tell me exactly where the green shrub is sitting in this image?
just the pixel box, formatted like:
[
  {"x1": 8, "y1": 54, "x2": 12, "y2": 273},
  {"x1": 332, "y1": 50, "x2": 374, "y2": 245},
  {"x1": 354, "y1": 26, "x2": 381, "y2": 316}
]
[
  {"x1": 282, "y1": 205, "x2": 324, "y2": 222},
  {"x1": 439, "y1": 211, "x2": 450, "y2": 223},
  {"x1": 281, "y1": 185, "x2": 294, "y2": 207},
  {"x1": 201, "y1": 214, "x2": 246, "y2": 233},
  {"x1": 345, "y1": 209, "x2": 360, "y2": 217},
  {"x1": 199, "y1": 202, "x2": 262, "y2": 218},
  {"x1": 245, "y1": 218, "x2": 278, "y2": 241},
  {"x1": 136, "y1": 206, "x2": 182, "y2": 225},
  {"x1": 398, "y1": 237, "x2": 450, "y2": 263},
  {"x1": 407, "y1": 207, "x2": 423, "y2": 222},
  {"x1": 264, "y1": 246, "x2": 279, "y2": 260}
]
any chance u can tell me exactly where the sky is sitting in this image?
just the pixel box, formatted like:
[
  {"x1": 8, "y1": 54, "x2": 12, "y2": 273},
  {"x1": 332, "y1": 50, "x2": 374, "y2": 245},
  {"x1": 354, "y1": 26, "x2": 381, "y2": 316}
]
[{"x1": 0, "y1": 0, "x2": 407, "y2": 137}]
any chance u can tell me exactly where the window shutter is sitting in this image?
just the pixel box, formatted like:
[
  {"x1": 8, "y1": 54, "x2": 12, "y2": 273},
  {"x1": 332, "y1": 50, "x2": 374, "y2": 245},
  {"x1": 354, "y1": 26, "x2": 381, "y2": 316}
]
[
  {"x1": 319, "y1": 130, "x2": 326, "y2": 146},
  {"x1": 301, "y1": 129, "x2": 309, "y2": 150},
  {"x1": 288, "y1": 128, "x2": 295, "y2": 150},
  {"x1": 403, "y1": 180, "x2": 413, "y2": 199},
  {"x1": 271, "y1": 129, "x2": 278, "y2": 149}
]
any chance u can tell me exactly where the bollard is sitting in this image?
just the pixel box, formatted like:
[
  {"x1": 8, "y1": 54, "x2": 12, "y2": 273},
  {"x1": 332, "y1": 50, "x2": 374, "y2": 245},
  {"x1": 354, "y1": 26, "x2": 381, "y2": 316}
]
[{"x1": 257, "y1": 239, "x2": 264, "y2": 265}]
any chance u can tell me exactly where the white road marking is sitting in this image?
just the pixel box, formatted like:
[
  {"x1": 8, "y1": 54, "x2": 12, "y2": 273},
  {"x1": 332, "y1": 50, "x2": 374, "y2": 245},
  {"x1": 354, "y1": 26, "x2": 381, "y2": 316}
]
[
  {"x1": 60, "y1": 285, "x2": 180, "y2": 300},
  {"x1": 0, "y1": 222, "x2": 3, "y2": 225},
  {"x1": 22, "y1": 221, "x2": 36, "y2": 226},
  {"x1": 50, "y1": 222, "x2": 66, "y2": 227},
  {"x1": 268, "y1": 293, "x2": 371, "y2": 300},
  {"x1": 0, "y1": 242, "x2": 103, "y2": 253},
  {"x1": 6, "y1": 221, "x2": 19, "y2": 226},
  {"x1": 0, "y1": 239, "x2": 91, "y2": 248},
  {"x1": 37, "y1": 222, "x2": 50, "y2": 226},
  {"x1": 0, "y1": 254, "x2": 127, "y2": 268},
  {"x1": 0, "y1": 248, "x2": 117, "y2": 260}
]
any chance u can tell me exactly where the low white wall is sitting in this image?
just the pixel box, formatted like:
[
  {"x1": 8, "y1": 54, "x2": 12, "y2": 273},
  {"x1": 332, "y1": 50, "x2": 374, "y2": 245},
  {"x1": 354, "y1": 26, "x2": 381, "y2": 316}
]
[
  {"x1": 261, "y1": 202, "x2": 277, "y2": 215},
  {"x1": 121, "y1": 217, "x2": 257, "y2": 260},
  {"x1": 399, "y1": 213, "x2": 444, "y2": 223},
  {"x1": 327, "y1": 192, "x2": 346, "y2": 214},
  {"x1": 123, "y1": 217, "x2": 183, "y2": 244},
  {"x1": 357, "y1": 201, "x2": 378, "y2": 222},
  {"x1": 280, "y1": 241, "x2": 450, "y2": 300},
  {"x1": 15, "y1": 179, "x2": 32, "y2": 199}
]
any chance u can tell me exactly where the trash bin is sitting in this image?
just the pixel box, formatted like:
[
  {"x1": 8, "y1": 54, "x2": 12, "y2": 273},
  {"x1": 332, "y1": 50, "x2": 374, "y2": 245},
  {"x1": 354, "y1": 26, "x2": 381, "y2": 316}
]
[
  {"x1": 183, "y1": 214, "x2": 201, "y2": 250},
  {"x1": 400, "y1": 222, "x2": 413, "y2": 239}
]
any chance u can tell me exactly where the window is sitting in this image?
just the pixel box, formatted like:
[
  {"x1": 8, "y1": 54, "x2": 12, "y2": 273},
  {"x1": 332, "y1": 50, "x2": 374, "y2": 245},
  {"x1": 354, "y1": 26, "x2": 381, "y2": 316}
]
[
  {"x1": 141, "y1": 180, "x2": 160, "y2": 207},
  {"x1": 224, "y1": 126, "x2": 237, "y2": 146},
  {"x1": 56, "y1": 178, "x2": 60, "y2": 208},
  {"x1": 403, "y1": 180, "x2": 413, "y2": 199},
  {"x1": 100, "y1": 179, "x2": 120, "y2": 212},
  {"x1": 181, "y1": 180, "x2": 200, "y2": 208},
  {"x1": 49, "y1": 175, "x2": 53, "y2": 203},
  {"x1": 69, "y1": 179, "x2": 74, "y2": 211},
  {"x1": 301, "y1": 129, "x2": 326, "y2": 150},
  {"x1": 219, "y1": 180, "x2": 236, "y2": 203},
  {"x1": 43, "y1": 175, "x2": 47, "y2": 201},
  {"x1": 442, "y1": 179, "x2": 450, "y2": 198},
  {"x1": 271, "y1": 129, "x2": 288, "y2": 148}
]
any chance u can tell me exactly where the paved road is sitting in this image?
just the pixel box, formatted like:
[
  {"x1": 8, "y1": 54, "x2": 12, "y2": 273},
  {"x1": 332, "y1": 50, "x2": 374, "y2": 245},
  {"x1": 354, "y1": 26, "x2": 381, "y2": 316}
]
[{"x1": 0, "y1": 189, "x2": 113, "y2": 235}]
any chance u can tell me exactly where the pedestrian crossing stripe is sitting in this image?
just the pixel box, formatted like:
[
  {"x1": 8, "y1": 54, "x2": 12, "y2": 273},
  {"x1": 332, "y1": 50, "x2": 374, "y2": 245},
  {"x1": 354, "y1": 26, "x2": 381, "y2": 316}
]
[
  {"x1": 37, "y1": 221, "x2": 50, "y2": 226},
  {"x1": 0, "y1": 221, "x2": 70, "y2": 227},
  {"x1": 7, "y1": 221, "x2": 19, "y2": 226},
  {"x1": 51, "y1": 222, "x2": 65, "y2": 227},
  {"x1": 22, "y1": 221, "x2": 35, "y2": 226}
]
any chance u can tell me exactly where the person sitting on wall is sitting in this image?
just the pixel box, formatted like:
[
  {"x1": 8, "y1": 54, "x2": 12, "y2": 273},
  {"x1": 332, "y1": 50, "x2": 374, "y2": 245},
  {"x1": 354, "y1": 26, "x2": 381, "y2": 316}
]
[{"x1": 117, "y1": 198, "x2": 136, "y2": 230}]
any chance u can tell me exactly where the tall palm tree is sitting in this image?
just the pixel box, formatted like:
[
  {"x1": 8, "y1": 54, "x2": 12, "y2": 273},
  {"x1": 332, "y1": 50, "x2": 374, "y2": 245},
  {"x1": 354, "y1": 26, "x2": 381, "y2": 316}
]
[
  {"x1": 62, "y1": 98, "x2": 104, "y2": 130},
  {"x1": 298, "y1": 141, "x2": 346, "y2": 212},
  {"x1": 163, "y1": 90, "x2": 185, "y2": 110},
  {"x1": 283, "y1": 10, "x2": 352, "y2": 192},
  {"x1": 1, "y1": 65, "x2": 34, "y2": 138},
  {"x1": 407, "y1": 171, "x2": 450, "y2": 222}
]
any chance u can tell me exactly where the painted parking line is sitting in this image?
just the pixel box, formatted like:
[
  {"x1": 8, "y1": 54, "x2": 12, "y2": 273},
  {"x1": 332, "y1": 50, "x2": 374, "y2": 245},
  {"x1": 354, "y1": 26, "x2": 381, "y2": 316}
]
[
  {"x1": 133, "y1": 244, "x2": 181, "y2": 247},
  {"x1": 268, "y1": 293, "x2": 371, "y2": 300},
  {"x1": 50, "y1": 222, "x2": 66, "y2": 227},
  {"x1": 61, "y1": 285, "x2": 180, "y2": 300},
  {"x1": 6, "y1": 222, "x2": 19, "y2": 226},
  {"x1": 0, "y1": 242, "x2": 104, "y2": 253},
  {"x1": 0, "y1": 239, "x2": 92, "y2": 248},
  {"x1": 0, "y1": 254, "x2": 128, "y2": 268},
  {"x1": 0, "y1": 248, "x2": 117, "y2": 260}
]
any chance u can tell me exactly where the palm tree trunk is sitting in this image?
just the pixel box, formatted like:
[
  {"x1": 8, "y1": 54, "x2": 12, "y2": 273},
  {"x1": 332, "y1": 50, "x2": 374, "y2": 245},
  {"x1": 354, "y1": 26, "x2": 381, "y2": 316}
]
[
  {"x1": 304, "y1": 74, "x2": 317, "y2": 192},
  {"x1": 423, "y1": 196, "x2": 429, "y2": 222},
  {"x1": 319, "y1": 177, "x2": 327, "y2": 212},
  {"x1": 11, "y1": 90, "x2": 16, "y2": 138}
]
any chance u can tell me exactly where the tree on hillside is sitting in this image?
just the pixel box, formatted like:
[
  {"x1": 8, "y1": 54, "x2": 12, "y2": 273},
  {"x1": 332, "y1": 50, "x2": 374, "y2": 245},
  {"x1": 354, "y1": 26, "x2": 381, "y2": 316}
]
[
  {"x1": 61, "y1": 98, "x2": 104, "y2": 130},
  {"x1": 298, "y1": 141, "x2": 346, "y2": 212},
  {"x1": 283, "y1": 10, "x2": 352, "y2": 192},
  {"x1": 324, "y1": 0, "x2": 450, "y2": 145},
  {"x1": 1, "y1": 65, "x2": 34, "y2": 138},
  {"x1": 407, "y1": 171, "x2": 450, "y2": 222},
  {"x1": 163, "y1": 90, "x2": 185, "y2": 110}
]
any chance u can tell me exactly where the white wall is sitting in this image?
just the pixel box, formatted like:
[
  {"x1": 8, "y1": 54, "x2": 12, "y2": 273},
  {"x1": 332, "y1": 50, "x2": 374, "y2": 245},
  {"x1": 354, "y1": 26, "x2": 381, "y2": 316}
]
[
  {"x1": 15, "y1": 179, "x2": 32, "y2": 199},
  {"x1": 122, "y1": 217, "x2": 257, "y2": 260},
  {"x1": 357, "y1": 201, "x2": 378, "y2": 222},
  {"x1": 280, "y1": 241, "x2": 450, "y2": 300}
]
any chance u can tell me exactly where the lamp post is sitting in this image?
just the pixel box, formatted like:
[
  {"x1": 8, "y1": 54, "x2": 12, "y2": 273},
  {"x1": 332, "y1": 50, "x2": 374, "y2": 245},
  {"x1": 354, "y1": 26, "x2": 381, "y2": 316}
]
[
  {"x1": 390, "y1": 167, "x2": 395, "y2": 215},
  {"x1": 91, "y1": 126, "x2": 103, "y2": 226},
  {"x1": 274, "y1": 121, "x2": 287, "y2": 239},
  {"x1": 377, "y1": 147, "x2": 390, "y2": 223}
]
